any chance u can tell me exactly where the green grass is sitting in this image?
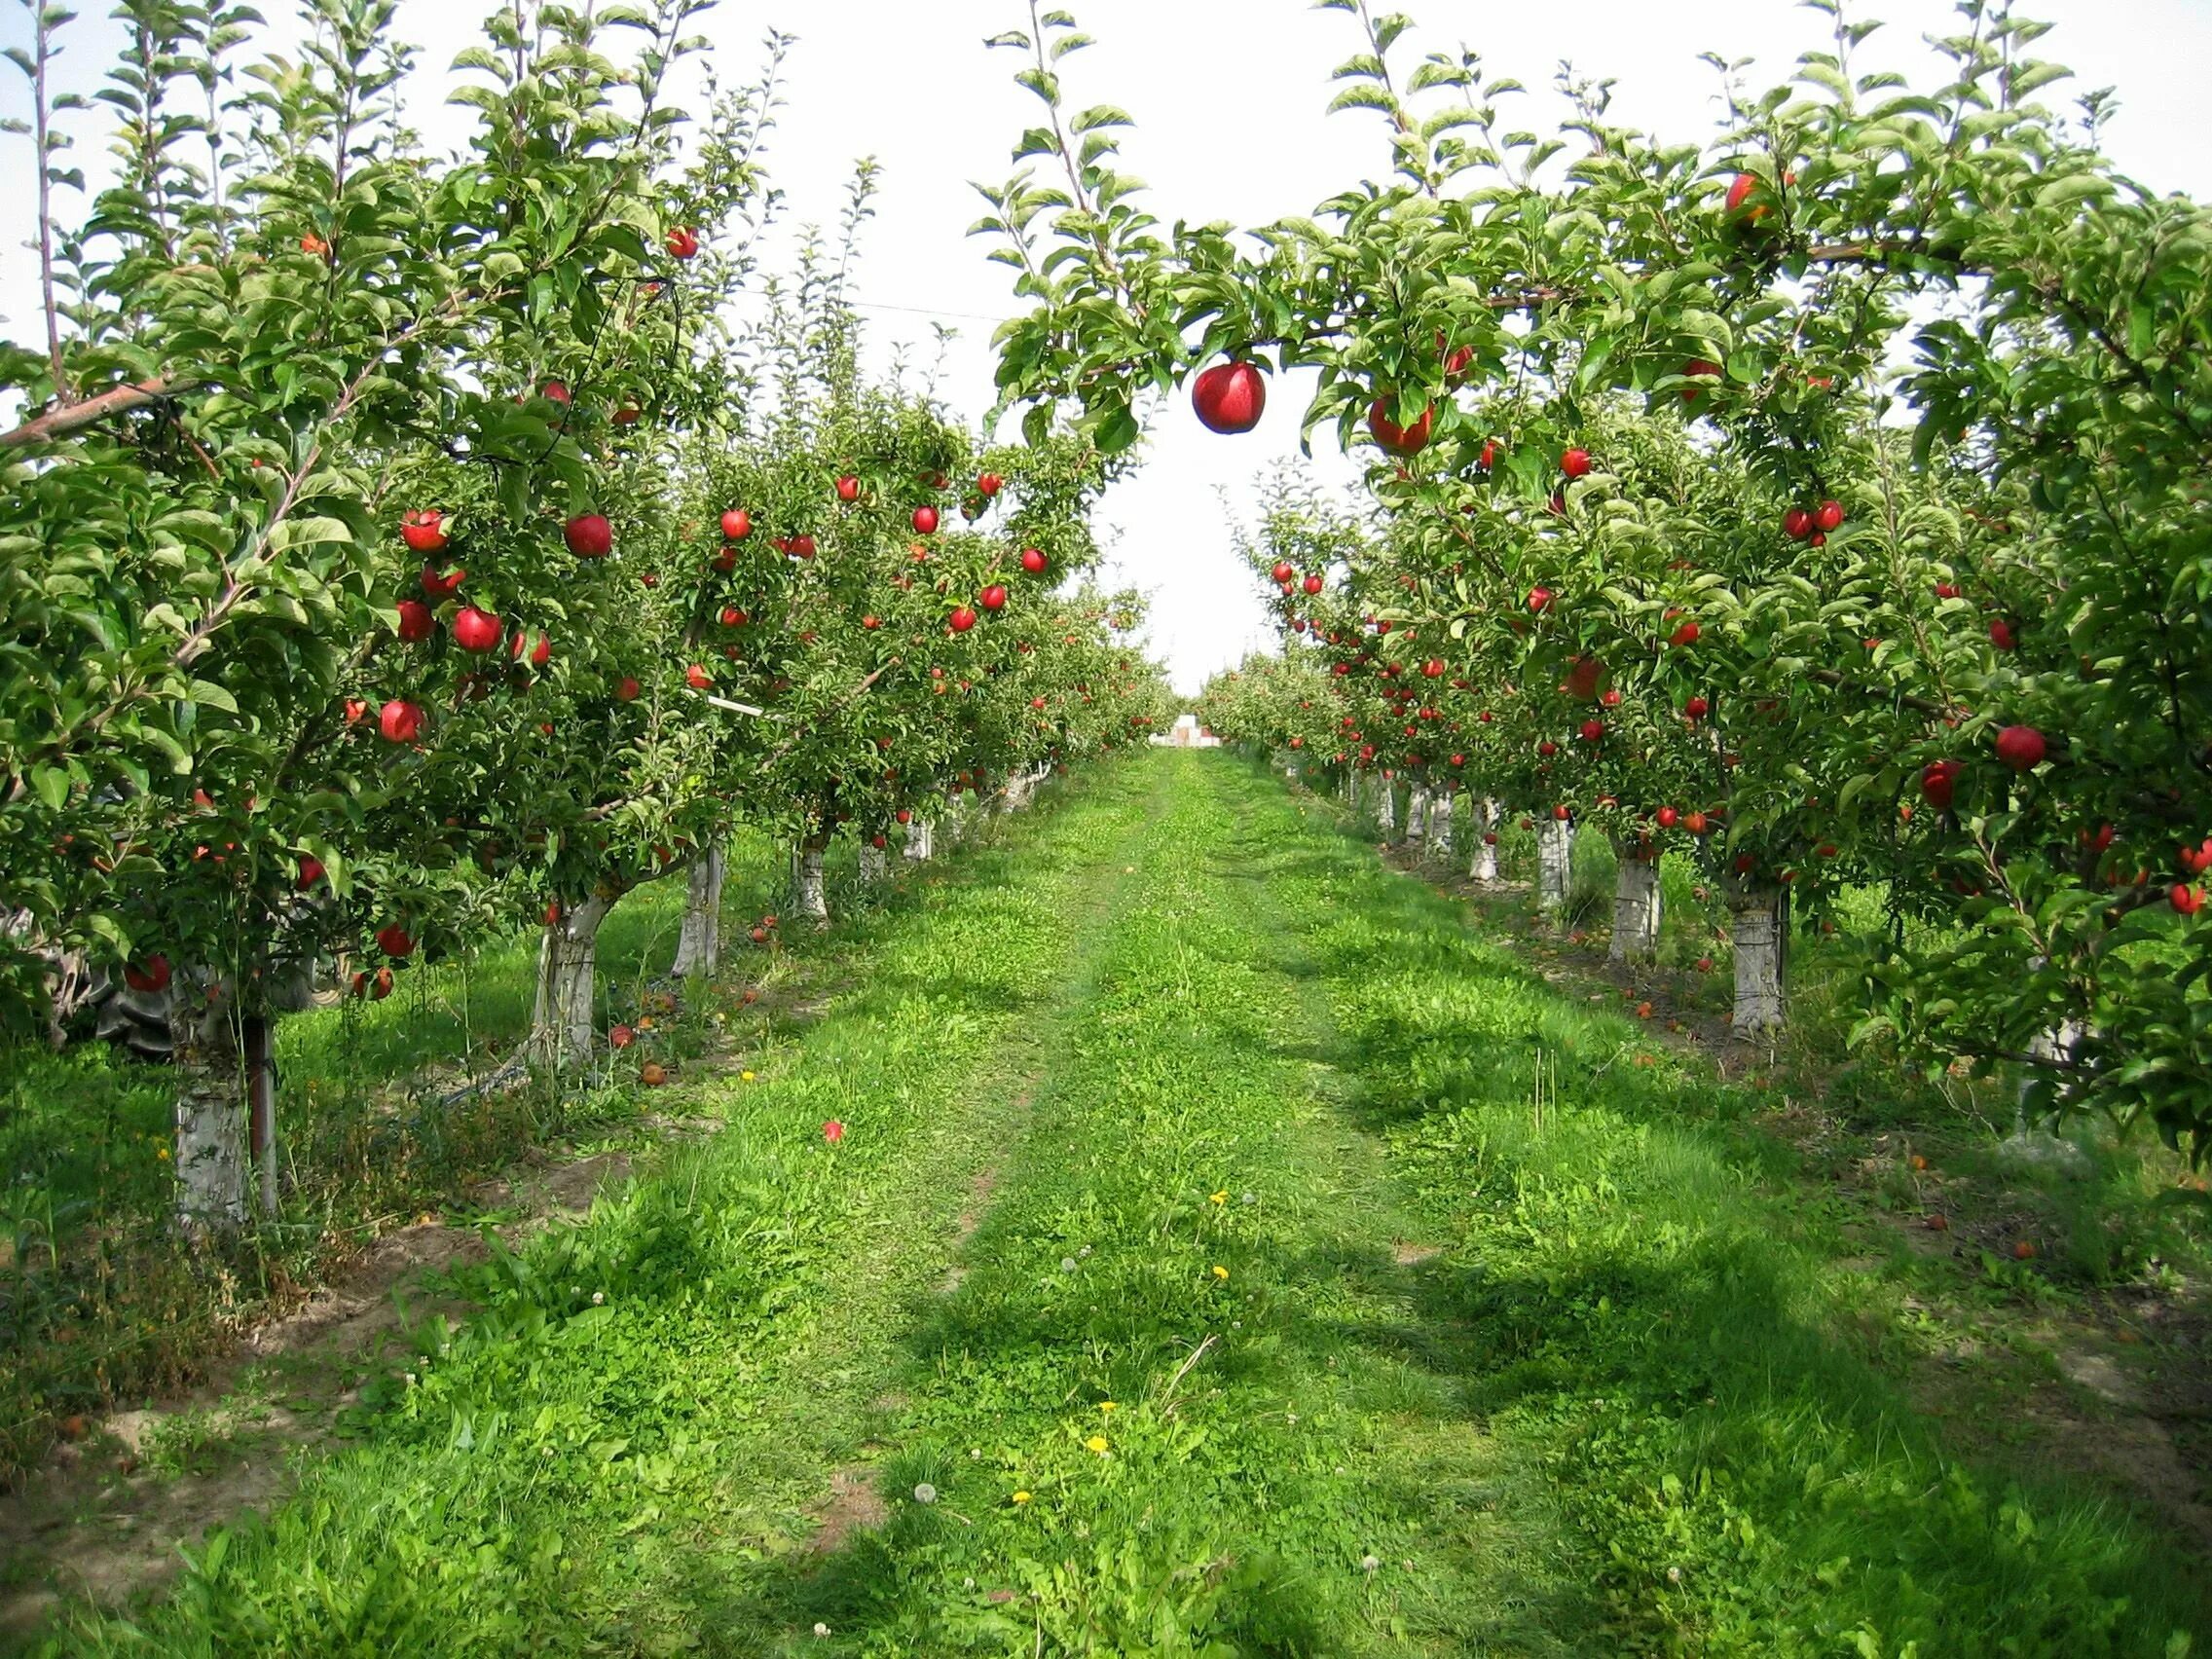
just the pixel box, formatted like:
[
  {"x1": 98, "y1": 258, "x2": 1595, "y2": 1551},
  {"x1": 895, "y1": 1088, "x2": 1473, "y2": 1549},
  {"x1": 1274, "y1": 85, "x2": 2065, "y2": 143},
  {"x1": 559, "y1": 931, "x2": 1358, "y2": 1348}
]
[{"x1": 18, "y1": 754, "x2": 2210, "y2": 1655}]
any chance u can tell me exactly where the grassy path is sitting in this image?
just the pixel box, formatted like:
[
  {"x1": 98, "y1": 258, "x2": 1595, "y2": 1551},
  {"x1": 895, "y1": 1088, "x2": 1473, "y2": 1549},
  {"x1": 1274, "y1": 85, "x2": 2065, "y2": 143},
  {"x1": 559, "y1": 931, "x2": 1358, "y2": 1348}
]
[{"x1": 42, "y1": 752, "x2": 2210, "y2": 1656}]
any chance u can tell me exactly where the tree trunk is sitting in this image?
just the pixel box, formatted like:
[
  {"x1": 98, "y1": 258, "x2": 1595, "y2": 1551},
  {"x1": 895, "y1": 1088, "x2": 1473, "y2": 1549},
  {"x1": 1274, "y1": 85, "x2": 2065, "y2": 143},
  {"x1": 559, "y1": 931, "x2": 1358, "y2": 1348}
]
[
  {"x1": 791, "y1": 836, "x2": 830, "y2": 928},
  {"x1": 671, "y1": 840, "x2": 726, "y2": 979},
  {"x1": 1469, "y1": 799, "x2": 1499, "y2": 881},
  {"x1": 859, "y1": 841, "x2": 888, "y2": 884},
  {"x1": 903, "y1": 818, "x2": 933, "y2": 862},
  {"x1": 1377, "y1": 776, "x2": 1396, "y2": 836},
  {"x1": 1536, "y1": 816, "x2": 1574, "y2": 914},
  {"x1": 171, "y1": 975, "x2": 245, "y2": 1233},
  {"x1": 1345, "y1": 771, "x2": 1360, "y2": 812},
  {"x1": 1405, "y1": 787, "x2": 1429, "y2": 846},
  {"x1": 1609, "y1": 841, "x2": 1663, "y2": 964},
  {"x1": 1728, "y1": 882, "x2": 1788, "y2": 1039},
  {"x1": 529, "y1": 894, "x2": 613, "y2": 1071},
  {"x1": 1427, "y1": 790, "x2": 1454, "y2": 858}
]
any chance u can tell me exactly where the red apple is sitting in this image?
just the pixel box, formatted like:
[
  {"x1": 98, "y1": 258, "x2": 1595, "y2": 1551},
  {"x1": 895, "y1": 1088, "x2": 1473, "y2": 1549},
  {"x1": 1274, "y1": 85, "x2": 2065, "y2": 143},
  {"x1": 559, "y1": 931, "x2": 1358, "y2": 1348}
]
[
  {"x1": 565, "y1": 513, "x2": 612, "y2": 558},
  {"x1": 1669, "y1": 620, "x2": 1701, "y2": 647},
  {"x1": 400, "y1": 509, "x2": 447, "y2": 553},
  {"x1": 1578, "y1": 719, "x2": 1604, "y2": 743},
  {"x1": 666, "y1": 226, "x2": 699, "y2": 259},
  {"x1": 1271, "y1": 561, "x2": 1294, "y2": 584},
  {"x1": 1561, "y1": 447, "x2": 1593, "y2": 478},
  {"x1": 836, "y1": 474, "x2": 860, "y2": 502},
  {"x1": 1302, "y1": 573, "x2": 1324, "y2": 596},
  {"x1": 1021, "y1": 547, "x2": 1049, "y2": 575},
  {"x1": 1921, "y1": 758, "x2": 1962, "y2": 811},
  {"x1": 615, "y1": 676, "x2": 642, "y2": 702},
  {"x1": 453, "y1": 606, "x2": 501, "y2": 652},
  {"x1": 1815, "y1": 498, "x2": 1845, "y2": 533},
  {"x1": 297, "y1": 857, "x2": 325, "y2": 890},
  {"x1": 949, "y1": 606, "x2": 978, "y2": 633},
  {"x1": 686, "y1": 664, "x2": 712, "y2": 690},
  {"x1": 721, "y1": 508, "x2": 753, "y2": 541},
  {"x1": 1989, "y1": 618, "x2": 2016, "y2": 651},
  {"x1": 509, "y1": 629, "x2": 552, "y2": 668},
  {"x1": 1368, "y1": 397, "x2": 1433, "y2": 457},
  {"x1": 124, "y1": 954, "x2": 171, "y2": 993},
  {"x1": 912, "y1": 505, "x2": 940, "y2": 535},
  {"x1": 379, "y1": 699, "x2": 424, "y2": 743},
  {"x1": 1684, "y1": 695, "x2": 1710, "y2": 719},
  {"x1": 1552, "y1": 804, "x2": 1572, "y2": 822},
  {"x1": 375, "y1": 923, "x2": 415, "y2": 958},
  {"x1": 421, "y1": 566, "x2": 464, "y2": 599},
  {"x1": 979, "y1": 584, "x2": 1009, "y2": 612},
  {"x1": 1783, "y1": 507, "x2": 1814, "y2": 540},
  {"x1": 2172, "y1": 884, "x2": 2204, "y2": 916},
  {"x1": 977, "y1": 473, "x2": 1003, "y2": 498},
  {"x1": 395, "y1": 599, "x2": 434, "y2": 643},
  {"x1": 1994, "y1": 724, "x2": 2046, "y2": 772},
  {"x1": 1528, "y1": 587, "x2": 1553, "y2": 613},
  {"x1": 1192, "y1": 360, "x2": 1267, "y2": 434}
]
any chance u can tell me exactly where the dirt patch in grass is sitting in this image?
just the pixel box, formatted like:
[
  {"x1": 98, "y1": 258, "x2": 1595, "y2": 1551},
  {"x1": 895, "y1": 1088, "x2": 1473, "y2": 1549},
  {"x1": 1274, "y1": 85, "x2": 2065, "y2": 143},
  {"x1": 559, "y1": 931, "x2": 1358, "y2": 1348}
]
[{"x1": 805, "y1": 1466, "x2": 889, "y2": 1555}]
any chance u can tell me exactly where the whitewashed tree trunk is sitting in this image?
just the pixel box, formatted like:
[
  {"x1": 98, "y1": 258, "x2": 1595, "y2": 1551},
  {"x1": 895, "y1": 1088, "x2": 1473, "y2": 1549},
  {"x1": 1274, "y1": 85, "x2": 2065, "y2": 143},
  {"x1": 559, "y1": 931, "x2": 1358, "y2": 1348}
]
[
  {"x1": 1610, "y1": 842, "x2": 1663, "y2": 963},
  {"x1": 859, "y1": 841, "x2": 888, "y2": 884},
  {"x1": 529, "y1": 893, "x2": 613, "y2": 1071},
  {"x1": 1427, "y1": 791, "x2": 1454, "y2": 858},
  {"x1": 171, "y1": 975, "x2": 245, "y2": 1232},
  {"x1": 1405, "y1": 788, "x2": 1429, "y2": 845},
  {"x1": 1345, "y1": 771, "x2": 1360, "y2": 811},
  {"x1": 1728, "y1": 883, "x2": 1788, "y2": 1039},
  {"x1": 1377, "y1": 777, "x2": 1396, "y2": 835},
  {"x1": 791, "y1": 839, "x2": 830, "y2": 927},
  {"x1": 1536, "y1": 817, "x2": 1574, "y2": 914},
  {"x1": 1470, "y1": 799, "x2": 1499, "y2": 881},
  {"x1": 903, "y1": 818, "x2": 934, "y2": 862},
  {"x1": 670, "y1": 840, "x2": 726, "y2": 978}
]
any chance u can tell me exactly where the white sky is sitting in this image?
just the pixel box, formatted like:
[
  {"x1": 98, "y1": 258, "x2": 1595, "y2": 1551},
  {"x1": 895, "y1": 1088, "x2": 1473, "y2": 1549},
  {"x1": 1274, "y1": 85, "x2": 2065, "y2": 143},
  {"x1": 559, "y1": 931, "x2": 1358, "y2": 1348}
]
[{"x1": 7, "y1": 0, "x2": 2210, "y2": 692}]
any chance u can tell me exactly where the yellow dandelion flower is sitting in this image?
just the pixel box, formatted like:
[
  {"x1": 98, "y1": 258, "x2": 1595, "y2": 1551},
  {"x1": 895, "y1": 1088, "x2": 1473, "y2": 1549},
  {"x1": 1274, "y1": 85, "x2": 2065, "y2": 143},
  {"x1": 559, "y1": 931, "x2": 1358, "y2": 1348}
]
[
  {"x1": 1098, "y1": 1401, "x2": 1116, "y2": 1414},
  {"x1": 157, "y1": 1147, "x2": 170, "y2": 1161},
  {"x1": 1208, "y1": 1190, "x2": 1227, "y2": 1206},
  {"x1": 740, "y1": 1070, "x2": 756, "y2": 1082},
  {"x1": 1012, "y1": 1491, "x2": 1031, "y2": 1505},
  {"x1": 1211, "y1": 1265, "x2": 1229, "y2": 1280},
  {"x1": 1086, "y1": 1435, "x2": 1109, "y2": 1455}
]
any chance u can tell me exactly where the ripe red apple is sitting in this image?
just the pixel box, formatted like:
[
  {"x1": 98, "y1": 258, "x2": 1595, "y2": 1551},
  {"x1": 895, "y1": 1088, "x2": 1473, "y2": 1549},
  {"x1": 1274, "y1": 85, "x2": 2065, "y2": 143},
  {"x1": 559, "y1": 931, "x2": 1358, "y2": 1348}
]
[
  {"x1": 2172, "y1": 884, "x2": 2205, "y2": 915},
  {"x1": 685, "y1": 664, "x2": 712, "y2": 690},
  {"x1": 1994, "y1": 724, "x2": 2046, "y2": 772},
  {"x1": 1271, "y1": 560, "x2": 1295, "y2": 584},
  {"x1": 977, "y1": 473, "x2": 1003, "y2": 498},
  {"x1": 1934, "y1": 582, "x2": 1962, "y2": 600},
  {"x1": 509, "y1": 629, "x2": 552, "y2": 668},
  {"x1": 1561, "y1": 448, "x2": 1592, "y2": 478},
  {"x1": 1192, "y1": 360, "x2": 1267, "y2": 434},
  {"x1": 1724, "y1": 171, "x2": 1768, "y2": 219},
  {"x1": 615, "y1": 676, "x2": 642, "y2": 702},
  {"x1": 895, "y1": 808, "x2": 913, "y2": 825},
  {"x1": 1679, "y1": 358, "x2": 1722, "y2": 403},
  {"x1": 1478, "y1": 438, "x2": 1498, "y2": 471},
  {"x1": 297, "y1": 856, "x2": 325, "y2": 890},
  {"x1": 912, "y1": 505, "x2": 940, "y2": 535},
  {"x1": 666, "y1": 226, "x2": 699, "y2": 259},
  {"x1": 1021, "y1": 547, "x2": 1049, "y2": 575},
  {"x1": 1552, "y1": 804, "x2": 1571, "y2": 822},
  {"x1": 1528, "y1": 587, "x2": 1553, "y2": 613},
  {"x1": 836, "y1": 474, "x2": 860, "y2": 502},
  {"x1": 1421, "y1": 659, "x2": 1444, "y2": 679},
  {"x1": 124, "y1": 954, "x2": 171, "y2": 993},
  {"x1": 453, "y1": 606, "x2": 501, "y2": 652},
  {"x1": 396, "y1": 599, "x2": 433, "y2": 643},
  {"x1": 1684, "y1": 811, "x2": 1709, "y2": 836},
  {"x1": 421, "y1": 565, "x2": 464, "y2": 599},
  {"x1": 1578, "y1": 719, "x2": 1604, "y2": 743},
  {"x1": 949, "y1": 605, "x2": 978, "y2": 633},
  {"x1": 401, "y1": 509, "x2": 447, "y2": 553},
  {"x1": 721, "y1": 508, "x2": 753, "y2": 541},
  {"x1": 1989, "y1": 618, "x2": 2016, "y2": 651},
  {"x1": 375, "y1": 923, "x2": 415, "y2": 958},
  {"x1": 979, "y1": 584, "x2": 1009, "y2": 612},
  {"x1": 1368, "y1": 398, "x2": 1433, "y2": 457},
  {"x1": 1602, "y1": 687, "x2": 1623, "y2": 709},
  {"x1": 1783, "y1": 507, "x2": 1814, "y2": 540},
  {"x1": 565, "y1": 513, "x2": 612, "y2": 558},
  {"x1": 1670, "y1": 620, "x2": 1701, "y2": 648},
  {"x1": 1684, "y1": 695, "x2": 1710, "y2": 719},
  {"x1": 1538, "y1": 740, "x2": 1558, "y2": 757},
  {"x1": 1921, "y1": 757, "x2": 1963, "y2": 811},
  {"x1": 1657, "y1": 806, "x2": 1679, "y2": 829},
  {"x1": 1815, "y1": 498, "x2": 1845, "y2": 533},
  {"x1": 540, "y1": 380, "x2": 571, "y2": 405},
  {"x1": 379, "y1": 699, "x2": 424, "y2": 743}
]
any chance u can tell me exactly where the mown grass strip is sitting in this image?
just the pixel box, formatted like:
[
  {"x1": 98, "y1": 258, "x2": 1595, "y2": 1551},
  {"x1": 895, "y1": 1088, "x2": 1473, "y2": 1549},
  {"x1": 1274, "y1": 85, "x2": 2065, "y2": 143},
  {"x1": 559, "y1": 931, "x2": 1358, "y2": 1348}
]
[{"x1": 40, "y1": 764, "x2": 1163, "y2": 1658}]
